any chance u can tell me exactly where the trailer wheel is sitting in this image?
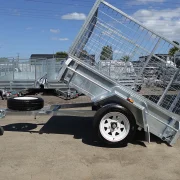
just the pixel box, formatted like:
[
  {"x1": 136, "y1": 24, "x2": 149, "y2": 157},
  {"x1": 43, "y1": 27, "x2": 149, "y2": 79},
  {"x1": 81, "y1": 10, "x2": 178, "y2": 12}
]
[
  {"x1": 0, "y1": 126, "x2": 4, "y2": 135},
  {"x1": 7, "y1": 97, "x2": 44, "y2": 111},
  {"x1": 94, "y1": 104, "x2": 136, "y2": 146}
]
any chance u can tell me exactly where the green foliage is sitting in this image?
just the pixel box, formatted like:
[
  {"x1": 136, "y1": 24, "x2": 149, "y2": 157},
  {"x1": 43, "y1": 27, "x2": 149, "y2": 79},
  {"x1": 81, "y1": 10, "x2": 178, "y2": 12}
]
[
  {"x1": 121, "y1": 55, "x2": 130, "y2": 62},
  {"x1": 0, "y1": 57, "x2": 8, "y2": 62},
  {"x1": 168, "y1": 41, "x2": 179, "y2": 57},
  {"x1": 55, "y1": 51, "x2": 68, "y2": 61},
  {"x1": 100, "y1": 45, "x2": 113, "y2": 60}
]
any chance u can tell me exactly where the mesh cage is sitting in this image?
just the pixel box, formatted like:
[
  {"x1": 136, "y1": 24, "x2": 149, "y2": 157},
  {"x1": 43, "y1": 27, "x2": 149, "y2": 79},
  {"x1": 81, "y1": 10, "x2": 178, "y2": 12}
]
[{"x1": 68, "y1": 0, "x2": 180, "y2": 115}]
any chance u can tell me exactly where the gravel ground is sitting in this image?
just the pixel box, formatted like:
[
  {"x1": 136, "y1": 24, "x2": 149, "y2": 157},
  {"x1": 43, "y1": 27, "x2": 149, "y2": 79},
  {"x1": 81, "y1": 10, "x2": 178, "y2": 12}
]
[{"x1": 0, "y1": 95, "x2": 180, "y2": 180}]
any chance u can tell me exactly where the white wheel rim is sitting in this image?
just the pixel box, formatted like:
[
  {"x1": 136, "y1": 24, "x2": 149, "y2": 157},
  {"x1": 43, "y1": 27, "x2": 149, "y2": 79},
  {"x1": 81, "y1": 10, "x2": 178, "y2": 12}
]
[
  {"x1": 14, "y1": 97, "x2": 38, "y2": 100},
  {"x1": 99, "y1": 112, "x2": 130, "y2": 142}
]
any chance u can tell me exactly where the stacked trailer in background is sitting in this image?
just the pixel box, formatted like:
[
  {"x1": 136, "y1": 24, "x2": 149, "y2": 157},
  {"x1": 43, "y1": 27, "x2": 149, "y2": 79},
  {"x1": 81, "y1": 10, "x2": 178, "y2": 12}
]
[{"x1": 0, "y1": 58, "x2": 72, "y2": 96}]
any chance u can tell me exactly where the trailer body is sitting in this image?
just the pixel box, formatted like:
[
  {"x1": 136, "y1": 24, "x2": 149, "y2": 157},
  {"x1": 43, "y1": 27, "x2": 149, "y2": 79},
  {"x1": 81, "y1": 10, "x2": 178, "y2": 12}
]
[
  {"x1": 57, "y1": 0, "x2": 180, "y2": 145},
  {"x1": 0, "y1": 0, "x2": 180, "y2": 146}
]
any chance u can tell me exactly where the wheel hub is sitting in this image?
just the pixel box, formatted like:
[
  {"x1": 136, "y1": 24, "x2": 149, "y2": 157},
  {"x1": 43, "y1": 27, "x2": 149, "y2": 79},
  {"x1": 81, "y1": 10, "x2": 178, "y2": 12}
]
[{"x1": 111, "y1": 122, "x2": 117, "y2": 129}]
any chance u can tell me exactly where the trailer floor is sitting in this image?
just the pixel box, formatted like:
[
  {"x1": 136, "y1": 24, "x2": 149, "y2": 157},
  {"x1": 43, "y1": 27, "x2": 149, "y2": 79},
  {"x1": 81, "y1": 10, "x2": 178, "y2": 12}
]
[{"x1": 0, "y1": 96, "x2": 180, "y2": 180}]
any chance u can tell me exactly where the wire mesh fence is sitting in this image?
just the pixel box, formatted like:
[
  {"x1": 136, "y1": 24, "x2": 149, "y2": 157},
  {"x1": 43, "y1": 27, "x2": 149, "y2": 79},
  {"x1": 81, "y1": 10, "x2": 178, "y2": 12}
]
[
  {"x1": 0, "y1": 59, "x2": 15, "y2": 78},
  {"x1": 0, "y1": 58, "x2": 66, "y2": 81},
  {"x1": 69, "y1": 0, "x2": 180, "y2": 115}
]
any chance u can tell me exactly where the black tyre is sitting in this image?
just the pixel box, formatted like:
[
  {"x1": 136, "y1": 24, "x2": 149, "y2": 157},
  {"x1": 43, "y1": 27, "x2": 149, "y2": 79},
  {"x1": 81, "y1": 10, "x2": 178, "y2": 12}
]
[
  {"x1": 92, "y1": 105, "x2": 98, "y2": 111},
  {"x1": 94, "y1": 104, "x2": 136, "y2": 147},
  {"x1": 7, "y1": 97, "x2": 44, "y2": 111},
  {"x1": 0, "y1": 126, "x2": 4, "y2": 135}
]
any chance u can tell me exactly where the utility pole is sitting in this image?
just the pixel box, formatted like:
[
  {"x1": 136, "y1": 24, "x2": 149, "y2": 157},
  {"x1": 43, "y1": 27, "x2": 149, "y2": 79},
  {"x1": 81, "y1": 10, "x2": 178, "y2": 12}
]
[{"x1": 17, "y1": 53, "x2": 19, "y2": 62}]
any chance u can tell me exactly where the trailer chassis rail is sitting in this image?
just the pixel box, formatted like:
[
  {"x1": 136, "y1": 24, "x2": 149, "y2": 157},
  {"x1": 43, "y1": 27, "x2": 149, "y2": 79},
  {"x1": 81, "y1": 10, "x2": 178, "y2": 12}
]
[{"x1": 0, "y1": 102, "x2": 93, "y2": 135}]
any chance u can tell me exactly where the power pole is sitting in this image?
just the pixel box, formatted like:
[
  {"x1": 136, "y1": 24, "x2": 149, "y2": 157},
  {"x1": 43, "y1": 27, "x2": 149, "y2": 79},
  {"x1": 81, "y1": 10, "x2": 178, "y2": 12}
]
[{"x1": 17, "y1": 53, "x2": 20, "y2": 62}]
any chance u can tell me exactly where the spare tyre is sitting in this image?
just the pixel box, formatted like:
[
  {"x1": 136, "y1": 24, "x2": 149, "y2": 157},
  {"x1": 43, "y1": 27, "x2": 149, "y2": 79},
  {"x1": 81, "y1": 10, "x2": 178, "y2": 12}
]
[{"x1": 7, "y1": 97, "x2": 44, "y2": 111}]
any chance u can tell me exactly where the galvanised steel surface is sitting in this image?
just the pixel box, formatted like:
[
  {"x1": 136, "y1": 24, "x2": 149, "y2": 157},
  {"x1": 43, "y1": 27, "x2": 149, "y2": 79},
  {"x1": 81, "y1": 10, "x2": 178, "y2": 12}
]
[
  {"x1": 67, "y1": 0, "x2": 180, "y2": 115},
  {"x1": 58, "y1": 0, "x2": 180, "y2": 145},
  {"x1": 0, "y1": 58, "x2": 68, "y2": 90}
]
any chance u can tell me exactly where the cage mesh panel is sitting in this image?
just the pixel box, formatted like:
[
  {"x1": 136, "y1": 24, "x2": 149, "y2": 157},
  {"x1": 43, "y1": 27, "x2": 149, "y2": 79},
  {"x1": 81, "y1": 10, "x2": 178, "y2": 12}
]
[{"x1": 69, "y1": 1, "x2": 180, "y2": 115}]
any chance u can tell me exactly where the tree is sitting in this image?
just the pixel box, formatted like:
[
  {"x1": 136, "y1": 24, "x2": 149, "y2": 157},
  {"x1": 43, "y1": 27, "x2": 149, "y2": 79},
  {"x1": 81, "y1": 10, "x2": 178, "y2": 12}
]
[
  {"x1": 120, "y1": 55, "x2": 131, "y2": 77},
  {"x1": 55, "y1": 51, "x2": 68, "y2": 61},
  {"x1": 0, "y1": 57, "x2": 8, "y2": 62},
  {"x1": 168, "y1": 41, "x2": 179, "y2": 57},
  {"x1": 100, "y1": 45, "x2": 113, "y2": 60},
  {"x1": 121, "y1": 55, "x2": 130, "y2": 62}
]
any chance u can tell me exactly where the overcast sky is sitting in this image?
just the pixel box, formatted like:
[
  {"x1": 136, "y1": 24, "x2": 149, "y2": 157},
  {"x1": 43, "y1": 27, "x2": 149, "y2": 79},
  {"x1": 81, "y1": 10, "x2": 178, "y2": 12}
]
[{"x1": 0, "y1": 0, "x2": 179, "y2": 58}]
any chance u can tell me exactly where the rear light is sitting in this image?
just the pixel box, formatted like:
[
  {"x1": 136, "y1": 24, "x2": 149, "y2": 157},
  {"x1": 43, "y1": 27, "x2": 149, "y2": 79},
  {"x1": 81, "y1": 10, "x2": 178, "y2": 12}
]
[{"x1": 127, "y1": 98, "x2": 134, "y2": 103}]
